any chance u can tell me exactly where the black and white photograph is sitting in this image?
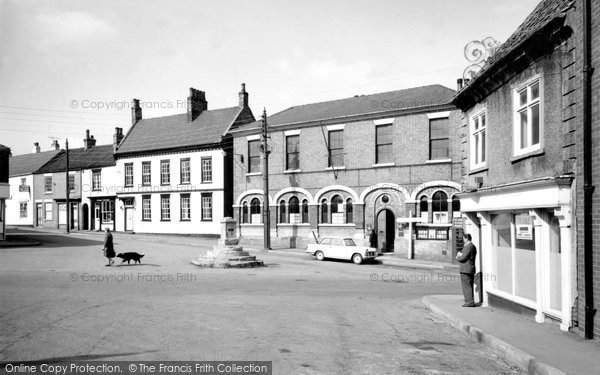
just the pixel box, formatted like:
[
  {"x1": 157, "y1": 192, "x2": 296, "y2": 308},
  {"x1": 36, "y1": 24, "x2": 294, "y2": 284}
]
[{"x1": 1, "y1": 0, "x2": 600, "y2": 374}]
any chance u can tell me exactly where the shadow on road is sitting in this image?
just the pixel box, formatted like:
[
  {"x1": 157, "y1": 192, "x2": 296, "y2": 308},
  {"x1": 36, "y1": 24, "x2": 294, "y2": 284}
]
[{"x1": 0, "y1": 350, "x2": 160, "y2": 365}]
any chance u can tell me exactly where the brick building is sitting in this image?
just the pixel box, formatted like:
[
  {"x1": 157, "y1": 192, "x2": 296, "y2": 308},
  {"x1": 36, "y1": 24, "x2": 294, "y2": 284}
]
[
  {"x1": 231, "y1": 85, "x2": 464, "y2": 262},
  {"x1": 112, "y1": 85, "x2": 254, "y2": 234},
  {"x1": 453, "y1": 0, "x2": 600, "y2": 338}
]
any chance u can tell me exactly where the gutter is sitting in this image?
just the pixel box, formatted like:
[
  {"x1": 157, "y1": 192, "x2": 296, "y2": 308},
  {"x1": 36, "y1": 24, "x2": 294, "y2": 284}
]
[{"x1": 582, "y1": 0, "x2": 596, "y2": 340}]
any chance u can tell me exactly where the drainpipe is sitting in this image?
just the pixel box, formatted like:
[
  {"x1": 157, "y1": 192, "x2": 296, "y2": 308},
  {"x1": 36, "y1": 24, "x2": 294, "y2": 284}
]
[{"x1": 583, "y1": 0, "x2": 596, "y2": 340}]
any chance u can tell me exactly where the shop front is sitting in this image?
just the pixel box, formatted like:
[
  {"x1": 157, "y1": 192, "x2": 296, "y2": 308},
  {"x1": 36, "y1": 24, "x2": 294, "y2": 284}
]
[{"x1": 460, "y1": 177, "x2": 575, "y2": 331}]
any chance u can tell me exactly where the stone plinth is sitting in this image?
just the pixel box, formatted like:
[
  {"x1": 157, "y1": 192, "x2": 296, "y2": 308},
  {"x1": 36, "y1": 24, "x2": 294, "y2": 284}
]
[{"x1": 192, "y1": 217, "x2": 264, "y2": 268}]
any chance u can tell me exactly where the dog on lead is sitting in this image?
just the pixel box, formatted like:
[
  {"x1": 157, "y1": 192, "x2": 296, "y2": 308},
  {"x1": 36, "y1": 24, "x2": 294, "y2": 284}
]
[{"x1": 116, "y1": 252, "x2": 145, "y2": 265}]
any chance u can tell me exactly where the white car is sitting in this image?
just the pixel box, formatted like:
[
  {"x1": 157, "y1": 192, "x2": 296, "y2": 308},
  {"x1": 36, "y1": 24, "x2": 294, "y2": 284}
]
[{"x1": 306, "y1": 237, "x2": 377, "y2": 264}]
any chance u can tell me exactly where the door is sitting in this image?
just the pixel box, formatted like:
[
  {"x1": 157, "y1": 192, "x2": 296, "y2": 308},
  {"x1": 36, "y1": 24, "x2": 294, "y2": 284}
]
[
  {"x1": 377, "y1": 209, "x2": 396, "y2": 253},
  {"x1": 94, "y1": 202, "x2": 101, "y2": 230},
  {"x1": 36, "y1": 204, "x2": 43, "y2": 226},
  {"x1": 82, "y1": 204, "x2": 89, "y2": 230},
  {"x1": 124, "y1": 207, "x2": 133, "y2": 231},
  {"x1": 70, "y1": 203, "x2": 78, "y2": 230}
]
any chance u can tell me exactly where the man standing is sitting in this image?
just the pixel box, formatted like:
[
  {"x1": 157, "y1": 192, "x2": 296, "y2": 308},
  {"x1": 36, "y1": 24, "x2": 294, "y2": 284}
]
[
  {"x1": 456, "y1": 233, "x2": 477, "y2": 307},
  {"x1": 103, "y1": 228, "x2": 115, "y2": 266}
]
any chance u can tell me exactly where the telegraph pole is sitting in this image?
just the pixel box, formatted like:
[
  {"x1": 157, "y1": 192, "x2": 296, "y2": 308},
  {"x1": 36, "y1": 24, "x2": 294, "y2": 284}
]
[
  {"x1": 65, "y1": 139, "x2": 70, "y2": 234},
  {"x1": 261, "y1": 109, "x2": 271, "y2": 250}
]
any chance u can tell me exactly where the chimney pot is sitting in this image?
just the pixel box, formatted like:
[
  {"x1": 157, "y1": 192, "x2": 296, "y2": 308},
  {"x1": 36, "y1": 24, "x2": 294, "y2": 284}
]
[
  {"x1": 239, "y1": 83, "x2": 249, "y2": 109},
  {"x1": 51, "y1": 140, "x2": 60, "y2": 151},
  {"x1": 83, "y1": 130, "x2": 96, "y2": 149},
  {"x1": 32, "y1": 142, "x2": 41, "y2": 153},
  {"x1": 131, "y1": 98, "x2": 142, "y2": 125}
]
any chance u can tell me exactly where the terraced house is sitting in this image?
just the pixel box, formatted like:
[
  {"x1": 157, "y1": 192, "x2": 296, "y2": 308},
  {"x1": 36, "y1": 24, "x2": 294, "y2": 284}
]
[
  {"x1": 113, "y1": 85, "x2": 254, "y2": 234},
  {"x1": 231, "y1": 85, "x2": 464, "y2": 262},
  {"x1": 453, "y1": 0, "x2": 600, "y2": 338}
]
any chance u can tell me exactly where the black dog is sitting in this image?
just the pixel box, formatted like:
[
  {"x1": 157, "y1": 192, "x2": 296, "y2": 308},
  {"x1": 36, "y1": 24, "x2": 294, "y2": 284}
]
[{"x1": 116, "y1": 252, "x2": 145, "y2": 265}]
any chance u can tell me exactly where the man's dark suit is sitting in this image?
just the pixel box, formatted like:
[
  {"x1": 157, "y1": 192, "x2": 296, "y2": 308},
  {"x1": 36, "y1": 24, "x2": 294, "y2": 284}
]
[{"x1": 457, "y1": 242, "x2": 477, "y2": 305}]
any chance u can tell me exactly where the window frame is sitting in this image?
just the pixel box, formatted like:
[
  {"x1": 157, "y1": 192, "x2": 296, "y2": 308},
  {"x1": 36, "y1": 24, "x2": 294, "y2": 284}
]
[
  {"x1": 470, "y1": 110, "x2": 487, "y2": 170},
  {"x1": 285, "y1": 134, "x2": 300, "y2": 171},
  {"x1": 180, "y1": 193, "x2": 191, "y2": 221},
  {"x1": 68, "y1": 173, "x2": 76, "y2": 192},
  {"x1": 201, "y1": 157, "x2": 212, "y2": 183},
  {"x1": 180, "y1": 158, "x2": 191, "y2": 185},
  {"x1": 142, "y1": 195, "x2": 151, "y2": 221},
  {"x1": 101, "y1": 200, "x2": 114, "y2": 223},
  {"x1": 124, "y1": 163, "x2": 134, "y2": 187},
  {"x1": 513, "y1": 74, "x2": 543, "y2": 157},
  {"x1": 160, "y1": 194, "x2": 171, "y2": 221},
  {"x1": 429, "y1": 117, "x2": 450, "y2": 160},
  {"x1": 44, "y1": 176, "x2": 52, "y2": 193},
  {"x1": 44, "y1": 202, "x2": 53, "y2": 220},
  {"x1": 375, "y1": 124, "x2": 393, "y2": 164},
  {"x1": 248, "y1": 139, "x2": 261, "y2": 174},
  {"x1": 142, "y1": 161, "x2": 151, "y2": 186},
  {"x1": 160, "y1": 160, "x2": 171, "y2": 186},
  {"x1": 201, "y1": 193, "x2": 213, "y2": 221},
  {"x1": 92, "y1": 170, "x2": 101, "y2": 191},
  {"x1": 19, "y1": 202, "x2": 27, "y2": 218},
  {"x1": 328, "y1": 130, "x2": 344, "y2": 167}
]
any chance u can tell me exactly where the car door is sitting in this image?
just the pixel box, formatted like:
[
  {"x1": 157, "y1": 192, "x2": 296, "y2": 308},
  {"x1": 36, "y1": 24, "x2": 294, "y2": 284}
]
[
  {"x1": 330, "y1": 238, "x2": 344, "y2": 259},
  {"x1": 319, "y1": 238, "x2": 332, "y2": 257}
]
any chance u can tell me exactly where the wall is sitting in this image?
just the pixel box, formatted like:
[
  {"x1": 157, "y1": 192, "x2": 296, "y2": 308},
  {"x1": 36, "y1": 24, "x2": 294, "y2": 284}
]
[{"x1": 6, "y1": 175, "x2": 34, "y2": 225}]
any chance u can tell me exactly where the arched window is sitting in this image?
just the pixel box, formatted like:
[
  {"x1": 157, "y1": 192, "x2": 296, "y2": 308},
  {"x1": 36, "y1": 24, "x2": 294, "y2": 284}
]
[
  {"x1": 321, "y1": 199, "x2": 328, "y2": 224},
  {"x1": 419, "y1": 196, "x2": 428, "y2": 217},
  {"x1": 279, "y1": 200, "x2": 287, "y2": 223},
  {"x1": 250, "y1": 198, "x2": 261, "y2": 223},
  {"x1": 331, "y1": 195, "x2": 343, "y2": 224},
  {"x1": 432, "y1": 191, "x2": 448, "y2": 223},
  {"x1": 346, "y1": 198, "x2": 353, "y2": 223},
  {"x1": 302, "y1": 199, "x2": 309, "y2": 223},
  {"x1": 242, "y1": 202, "x2": 249, "y2": 224},
  {"x1": 289, "y1": 196, "x2": 300, "y2": 223}
]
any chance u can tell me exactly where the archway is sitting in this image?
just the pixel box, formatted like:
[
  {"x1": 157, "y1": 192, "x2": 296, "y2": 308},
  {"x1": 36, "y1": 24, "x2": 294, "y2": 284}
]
[
  {"x1": 82, "y1": 203, "x2": 89, "y2": 230},
  {"x1": 377, "y1": 209, "x2": 395, "y2": 253}
]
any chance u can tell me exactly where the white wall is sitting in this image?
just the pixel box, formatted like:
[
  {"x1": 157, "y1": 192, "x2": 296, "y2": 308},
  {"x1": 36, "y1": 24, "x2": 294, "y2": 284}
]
[
  {"x1": 114, "y1": 149, "x2": 226, "y2": 235},
  {"x1": 6, "y1": 175, "x2": 34, "y2": 225}
]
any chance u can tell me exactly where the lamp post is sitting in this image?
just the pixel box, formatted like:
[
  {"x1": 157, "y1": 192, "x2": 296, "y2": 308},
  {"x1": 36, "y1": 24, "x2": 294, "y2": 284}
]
[
  {"x1": 261, "y1": 109, "x2": 271, "y2": 250},
  {"x1": 65, "y1": 139, "x2": 70, "y2": 234}
]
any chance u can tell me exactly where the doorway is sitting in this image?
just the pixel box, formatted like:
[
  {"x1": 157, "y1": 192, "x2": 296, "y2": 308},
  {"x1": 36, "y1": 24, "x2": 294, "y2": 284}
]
[
  {"x1": 36, "y1": 204, "x2": 43, "y2": 226},
  {"x1": 124, "y1": 207, "x2": 133, "y2": 231},
  {"x1": 377, "y1": 209, "x2": 396, "y2": 253},
  {"x1": 82, "y1": 204, "x2": 89, "y2": 230}
]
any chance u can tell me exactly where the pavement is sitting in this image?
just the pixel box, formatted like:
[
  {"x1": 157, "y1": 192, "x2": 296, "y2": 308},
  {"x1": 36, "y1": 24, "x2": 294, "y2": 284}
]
[{"x1": 422, "y1": 295, "x2": 600, "y2": 375}]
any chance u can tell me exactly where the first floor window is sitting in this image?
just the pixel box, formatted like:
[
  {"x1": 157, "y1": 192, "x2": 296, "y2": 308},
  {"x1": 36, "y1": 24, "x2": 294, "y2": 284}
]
[
  {"x1": 180, "y1": 158, "x2": 191, "y2": 184},
  {"x1": 161, "y1": 160, "x2": 170, "y2": 185},
  {"x1": 142, "y1": 196, "x2": 151, "y2": 221},
  {"x1": 44, "y1": 176, "x2": 52, "y2": 193},
  {"x1": 471, "y1": 111, "x2": 486, "y2": 167},
  {"x1": 92, "y1": 170, "x2": 101, "y2": 191},
  {"x1": 201, "y1": 193, "x2": 212, "y2": 221},
  {"x1": 124, "y1": 163, "x2": 133, "y2": 187},
  {"x1": 142, "y1": 162, "x2": 151, "y2": 186},
  {"x1": 514, "y1": 76, "x2": 541, "y2": 154},
  {"x1": 376, "y1": 124, "x2": 393, "y2": 164},
  {"x1": 429, "y1": 117, "x2": 449, "y2": 159},
  {"x1": 180, "y1": 194, "x2": 191, "y2": 220},
  {"x1": 161, "y1": 195, "x2": 171, "y2": 221},
  {"x1": 101, "y1": 200, "x2": 114, "y2": 223},
  {"x1": 69, "y1": 174, "x2": 75, "y2": 192},
  {"x1": 248, "y1": 140, "x2": 261, "y2": 173},
  {"x1": 44, "y1": 203, "x2": 52, "y2": 220},
  {"x1": 201, "y1": 157, "x2": 212, "y2": 183},
  {"x1": 20, "y1": 202, "x2": 27, "y2": 218},
  {"x1": 286, "y1": 135, "x2": 300, "y2": 170},
  {"x1": 328, "y1": 130, "x2": 344, "y2": 167}
]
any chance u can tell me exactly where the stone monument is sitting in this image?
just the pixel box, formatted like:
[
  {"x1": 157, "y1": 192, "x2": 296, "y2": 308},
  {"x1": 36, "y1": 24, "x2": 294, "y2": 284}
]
[{"x1": 192, "y1": 217, "x2": 264, "y2": 268}]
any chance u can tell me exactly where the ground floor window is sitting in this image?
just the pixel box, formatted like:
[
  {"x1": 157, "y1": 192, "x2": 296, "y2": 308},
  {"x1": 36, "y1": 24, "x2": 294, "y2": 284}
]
[
  {"x1": 20, "y1": 202, "x2": 27, "y2": 218},
  {"x1": 416, "y1": 226, "x2": 448, "y2": 240},
  {"x1": 142, "y1": 195, "x2": 151, "y2": 221},
  {"x1": 180, "y1": 194, "x2": 191, "y2": 221},
  {"x1": 161, "y1": 195, "x2": 171, "y2": 221},
  {"x1": 491, "y1": 212, "x2": 536, "y2": 302},
  {"x1": 45, "y1": 203, "x2": 52, "y2": 220},
  {"x1": 101, "y1": 200, "x2": 114, "y2": 223},
  {"x1": 201, "y1": 193, "x2": 212, "y2": 221}
]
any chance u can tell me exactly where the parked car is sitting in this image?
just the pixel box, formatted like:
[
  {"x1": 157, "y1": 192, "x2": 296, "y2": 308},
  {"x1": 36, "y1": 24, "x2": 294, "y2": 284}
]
[{"x1": 306, "y1": 237, "x2": 377, "y2": 264}]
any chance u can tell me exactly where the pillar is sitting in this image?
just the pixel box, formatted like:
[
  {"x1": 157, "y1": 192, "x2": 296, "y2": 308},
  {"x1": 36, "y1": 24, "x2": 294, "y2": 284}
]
[
  {"x1": 530, "y1": 208, "x2": 546, "y2": 324},
  {"x1": 555, "y1": 205, "x2": 573, "y2": 331}
]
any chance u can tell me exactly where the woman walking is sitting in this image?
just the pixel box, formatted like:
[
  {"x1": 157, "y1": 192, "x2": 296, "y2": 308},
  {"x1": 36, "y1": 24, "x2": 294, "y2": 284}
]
[{"x1": 103, "y1": 228, "x2": 115, "y2": 266}]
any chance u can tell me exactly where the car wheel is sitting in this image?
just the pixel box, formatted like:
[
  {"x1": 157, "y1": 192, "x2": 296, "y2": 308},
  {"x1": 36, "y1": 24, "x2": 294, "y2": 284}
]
[
  {"x1": 352, "y1": 253, "x2": 363, "y2": 264},
  {"x1": 315, "y1": 251, "x2": 325, "y2": 261}
]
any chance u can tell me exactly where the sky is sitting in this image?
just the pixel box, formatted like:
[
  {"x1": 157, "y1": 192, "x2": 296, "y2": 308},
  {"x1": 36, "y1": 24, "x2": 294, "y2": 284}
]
[{"x1": 0, "y1": 0, "x2": 541, "y2": 155}]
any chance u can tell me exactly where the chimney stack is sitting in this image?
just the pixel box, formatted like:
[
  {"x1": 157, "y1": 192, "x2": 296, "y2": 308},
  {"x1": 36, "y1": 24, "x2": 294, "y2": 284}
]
[
  {"x1": 32, "y1": 142, "x2": 41, "y2": 153},
  {"x1": 83, "y1": 129, "x2": 96, "y2": 149},
  {"x1": 131, "y1": 99, "x2": 142, "y2": 125},
  {"x1": 187, "y1": 88, "x2": 207, "y2": 122},
  {"x1": 113, "y1": 127, "x2": 124, "y2": 151},
  {"x1": 457, "y1": 78, "x2": 464, "y2": 91},
  {"x1": 50, "y1": 140, "x2": 60, "y2": 151},
  {"x1": 239, "y1": 83, "x2": 248, "y2": 108}
]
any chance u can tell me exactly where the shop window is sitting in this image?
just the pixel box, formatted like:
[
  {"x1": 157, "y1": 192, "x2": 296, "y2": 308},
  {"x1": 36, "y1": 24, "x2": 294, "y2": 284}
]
[
  {"x1": 416, "y1": 226, "x2": 448, "y2": 240},
  {"x1": 452, "y1": 195, "x2": 461, "y2": 218}
]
